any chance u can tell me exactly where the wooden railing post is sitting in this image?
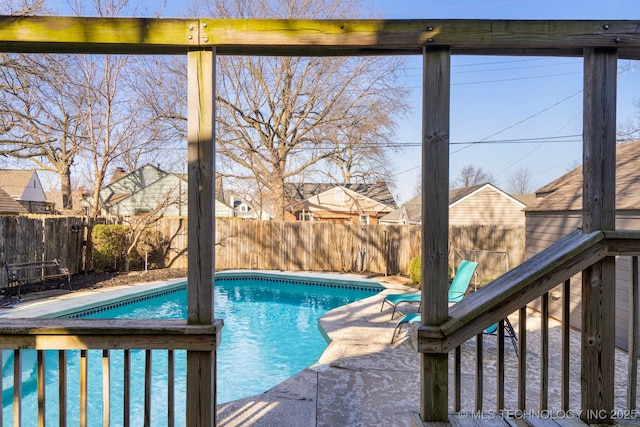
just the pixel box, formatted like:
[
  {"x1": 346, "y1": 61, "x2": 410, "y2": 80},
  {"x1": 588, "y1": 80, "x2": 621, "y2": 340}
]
[
  {"x1": 187, "y1": 43, "x2": 217, "y2": 427},
  {"x1": 581, "y1": 46, "x2": 617, "y2": 424},
  {"x1": 419, "y1": 45, "x2": 451, "y2": 423}
]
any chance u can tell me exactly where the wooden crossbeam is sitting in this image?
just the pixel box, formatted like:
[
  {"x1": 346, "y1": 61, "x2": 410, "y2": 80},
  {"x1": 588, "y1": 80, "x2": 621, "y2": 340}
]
[{"x1": 0, "y1": 17, "x2": 638, "y2": 58}]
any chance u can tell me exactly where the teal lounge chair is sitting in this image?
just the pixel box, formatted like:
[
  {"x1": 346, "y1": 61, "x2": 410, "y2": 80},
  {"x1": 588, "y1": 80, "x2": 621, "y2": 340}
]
[
  {"x1": 484, "y1": 318, "x2": 519, "y2": 356},
  {"x1": 391, "y1": 313, "x2": 518, "y2": 353},
  {"x1": 380, "y1": 260, "x2": 478, "y2": 319}
]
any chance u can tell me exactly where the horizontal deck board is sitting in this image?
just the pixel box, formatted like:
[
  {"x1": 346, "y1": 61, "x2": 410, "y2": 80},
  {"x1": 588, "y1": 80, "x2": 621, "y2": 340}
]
[{"x1": 0, "y1": 318, "x2": 223, "y2": 350}]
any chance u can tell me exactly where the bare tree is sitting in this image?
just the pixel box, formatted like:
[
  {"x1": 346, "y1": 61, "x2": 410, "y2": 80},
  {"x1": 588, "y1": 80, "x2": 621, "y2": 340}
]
[
  {"x1": 0, "y1": 54, "x2": 88, "y2": 210},
  {"x1": 0, "y1": 0, "x2": 180, "y2": 211},
  {"x1": 0, "y1": 0, "x2": 45, "y2": 15},
  {"x1": 452, "y1": 164, "x2": 495, "y2": 189},
  {"x1": 195, "y1": 0, "x2": 409, "y2": 220},
  {"x1": 322, "y1": 102, "x2": 406, "y2": 185},
  {"x1": 0, "y1": 1, "x2": 87, "y2": 209},
  {"x1": 505, "y1": 166, "x2": 536, "y2": 194},
  {"x1": 65, "y1": 0, "x2": 181, "y2": 218}
]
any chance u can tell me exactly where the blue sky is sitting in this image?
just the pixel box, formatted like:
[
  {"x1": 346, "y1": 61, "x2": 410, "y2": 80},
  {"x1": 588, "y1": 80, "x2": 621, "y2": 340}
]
[
  {"x1": 53, "y1": 0, "x2": 640, "y2": 203},
  {"x1": 363, "y1": 0, "x2": 640, "y2": 202}
]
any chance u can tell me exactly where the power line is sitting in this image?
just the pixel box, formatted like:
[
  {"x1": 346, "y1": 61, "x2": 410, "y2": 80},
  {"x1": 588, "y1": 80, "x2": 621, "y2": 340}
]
[{"x1": 450, "y1": 89, "x2": 583, "y2": 155}]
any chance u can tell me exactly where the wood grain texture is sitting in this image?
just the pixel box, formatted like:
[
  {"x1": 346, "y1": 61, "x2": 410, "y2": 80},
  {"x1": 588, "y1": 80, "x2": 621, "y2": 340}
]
[
  {"x1": 581, "y1": 47, "x2": 617, "y2": 424},
  {"x1": 0, "y1": 17, "x2": 639, "y2": 59},
  {"x1": 628, "y1": 257, "x2": 639, "y2": 410},
  {"x1": 0, "y1": 319, "x2": 221, "y2": 350},
  {"x1": 186, "y1": 47, "x2": 217, "y2": 427},
  {"x1": 420, "y1": 45, "x2": 451, "y2": 422}
]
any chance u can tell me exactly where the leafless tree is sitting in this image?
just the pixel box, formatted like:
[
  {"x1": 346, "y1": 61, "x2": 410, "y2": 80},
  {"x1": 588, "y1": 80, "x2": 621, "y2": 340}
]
[
  {"x1": 505, "y1": 166, "x2": 536, "y2": 194},
  {"x1": 0, "y1": 53, "x2": 89, "y2": 210},
  {"x1": 0, "y1": 0, "x2": 180, "y2": 211},
  {"x1": 322, "y1": 105, "x2": 406, "y2": 185},
  {"x1": 62, "y1": 0, "x2": 181, "y2": 218},
  {"x1": 452, "y1": 164, "x2": 495, "y2": 189},
  {"x1": 192, "y1": 0, "x2": 409, "y2": 220},
  {"x1": 0, "y1": 1, "x2": 87, "y2": 208},
  {"x1": 618, "y1": 97, "x2": 640, "y2": 143},
  {"x1": 0, "y1": 0, "x2": 45, "y2": 15}
]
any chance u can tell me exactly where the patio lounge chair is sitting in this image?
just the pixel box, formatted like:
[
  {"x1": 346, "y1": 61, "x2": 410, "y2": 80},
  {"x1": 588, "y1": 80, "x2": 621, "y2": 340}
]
[
  {"x1": 380, "y1": 259, "x2": 478, "y2": 319},
  {"x1": 483, "y1": 318, "x2": 519, "y2": 356},
  {"x1": 391, "y1": 312, "x2": 519, "y2": 355}
]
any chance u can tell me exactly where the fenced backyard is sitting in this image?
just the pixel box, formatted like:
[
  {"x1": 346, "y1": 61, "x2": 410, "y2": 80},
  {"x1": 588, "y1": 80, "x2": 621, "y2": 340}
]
[{"x1": 0, "y1": 215, "x2": 525, "y2": 288}]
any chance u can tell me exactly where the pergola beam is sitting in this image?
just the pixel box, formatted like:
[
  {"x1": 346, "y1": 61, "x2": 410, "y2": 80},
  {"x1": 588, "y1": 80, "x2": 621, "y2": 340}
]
[{"x1": 0, "y1": 17, "x2": 639, "y2": 58}]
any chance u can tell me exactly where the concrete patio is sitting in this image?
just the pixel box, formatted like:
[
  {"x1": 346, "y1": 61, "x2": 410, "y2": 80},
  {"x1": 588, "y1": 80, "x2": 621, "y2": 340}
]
[{"x1": 216, "y1": 275, "x2": 640, "y2": 427}]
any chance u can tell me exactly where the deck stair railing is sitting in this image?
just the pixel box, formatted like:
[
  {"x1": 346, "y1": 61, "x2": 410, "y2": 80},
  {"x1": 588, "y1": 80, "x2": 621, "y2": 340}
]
[
  {"x1": 412, "y1": 229, "x2": 640, "y2": 424},
  {"x1": 0, "y1": 318, "x2": 221, "y2": 427}
]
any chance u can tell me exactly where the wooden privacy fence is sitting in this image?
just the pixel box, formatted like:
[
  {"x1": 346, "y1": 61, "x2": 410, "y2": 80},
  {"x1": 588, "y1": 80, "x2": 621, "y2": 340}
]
[
  {"x1": 450, "y1": 225, "x2": 525, "y2": 286},
  {"x1": 0, "y1": 216, "x2": 525, "y2": 282},
  {"x1": 153, "y1": 219, "x2": 525, "y2": 277},
  {"x1": 0, "y1": 216, "x2": 85, "y2": 288}
]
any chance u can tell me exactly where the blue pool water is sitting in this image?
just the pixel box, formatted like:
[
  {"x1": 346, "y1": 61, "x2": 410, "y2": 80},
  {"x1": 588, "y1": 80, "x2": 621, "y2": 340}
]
[{"x1": 2, "y1": 274, "x2": 381, "y2": 426}]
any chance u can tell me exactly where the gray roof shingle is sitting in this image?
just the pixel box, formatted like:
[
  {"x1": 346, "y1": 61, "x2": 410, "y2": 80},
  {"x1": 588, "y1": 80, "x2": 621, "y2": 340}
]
[
  {"x1": 0, "y1": 187, "x2": 27, "y2": 214},
  {"x1": 526, "y1": 140, "x2": 640, "y2": 212},
  {"x1": 284, "y1": 182, "x2": 397, "y2": 209}
]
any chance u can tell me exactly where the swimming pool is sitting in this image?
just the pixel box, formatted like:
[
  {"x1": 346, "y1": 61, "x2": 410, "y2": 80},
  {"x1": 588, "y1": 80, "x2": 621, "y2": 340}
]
[{"x1": 2, "y1": 272, "x2": 382, "y2": 426}]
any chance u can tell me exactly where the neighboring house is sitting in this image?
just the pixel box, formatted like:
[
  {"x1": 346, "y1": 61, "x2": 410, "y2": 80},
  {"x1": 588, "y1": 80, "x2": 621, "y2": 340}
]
[
  {"x1": 0, "y1": 187, "x2": 27, "y2": 215},
  {"x1": 81, "y1": 164, "x2": 235, "y2": 218},
  {"x1": 284, "y1": 182, "x2": 397, "y2": 224},
  {"x1": 230, "y1": 196, "x2": 272, "y2": 220},
  {"x1": 0, "y1": 169, "x2": 52, "y2": 213},
  {"x1": 380, "y1": 183, "x2": 529, "y2": 226},
  {"x1": 524, "y1": 139, "x2": 640, "y2": 351}
]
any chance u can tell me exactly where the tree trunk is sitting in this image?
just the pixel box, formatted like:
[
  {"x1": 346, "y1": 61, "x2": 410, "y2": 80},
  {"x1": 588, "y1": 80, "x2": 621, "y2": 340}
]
[
  {"x1": 271, "y1": 178, "x2": 286, "y2": 221},
  {"x1": 59, "y1": 168, "x2": 73, "y2": 210}
]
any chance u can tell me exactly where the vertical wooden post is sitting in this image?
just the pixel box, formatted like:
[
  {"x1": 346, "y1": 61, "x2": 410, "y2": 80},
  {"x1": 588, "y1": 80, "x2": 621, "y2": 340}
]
[
  {"x1": 420, "y1": 45, "x2": 451, "y2": 423},
  {"x1": 581, "y1": 46, "x2": 617, "y2": 424},
  {"x1": 187, "y1": 44, "x2": 216, "y2": 427},
  {"x1": 628, "y1": 256, "x2": 639, "y2": 410}
]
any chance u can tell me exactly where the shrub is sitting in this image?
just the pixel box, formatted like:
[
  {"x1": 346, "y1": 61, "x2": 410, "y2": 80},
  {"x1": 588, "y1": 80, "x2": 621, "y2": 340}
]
[
  {"x1": 409, "y1": 255, "x2": 421, "y2": 284},
  {"x1": 92, "y1": 224, "x2": 140, "y2": 271},
  {"x1": 409, "y1": 255, "x2": 453, "y2": 285}
]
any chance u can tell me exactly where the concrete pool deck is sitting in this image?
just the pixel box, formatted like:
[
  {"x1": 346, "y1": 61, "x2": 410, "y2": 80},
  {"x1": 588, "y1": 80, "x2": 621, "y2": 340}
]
[{"x1": 2, "y1": 272, "x2": 638, "y2": 427}]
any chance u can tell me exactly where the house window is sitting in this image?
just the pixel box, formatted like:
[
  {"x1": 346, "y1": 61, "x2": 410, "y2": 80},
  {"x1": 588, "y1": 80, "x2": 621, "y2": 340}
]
[
  {"x1": 334, "y1": 187, "x2": 345, "y2": 201},
  {"x1": 241, "y1": 205, "x2": 248, "y2": 212},
  {"x1": 360, "y1": 214, "x2": 370, "y2": 225},
  {"x1": 299, "y1": 212, "x2": 313, "y2": 221}
]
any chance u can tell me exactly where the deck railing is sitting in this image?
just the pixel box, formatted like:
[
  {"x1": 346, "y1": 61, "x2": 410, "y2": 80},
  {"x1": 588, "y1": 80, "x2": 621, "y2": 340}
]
[
  {"x1": 0, "y1": 319, "x2": 221, "y2": 427},
  {"x1": 413, "y1": 229, "x2": 640, "y2": 425}
]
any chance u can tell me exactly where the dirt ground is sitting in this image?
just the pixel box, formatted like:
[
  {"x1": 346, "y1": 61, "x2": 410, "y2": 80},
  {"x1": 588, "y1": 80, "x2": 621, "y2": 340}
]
[{"x1": 3, "y1": 268, "x2": 189, "y2": 299}]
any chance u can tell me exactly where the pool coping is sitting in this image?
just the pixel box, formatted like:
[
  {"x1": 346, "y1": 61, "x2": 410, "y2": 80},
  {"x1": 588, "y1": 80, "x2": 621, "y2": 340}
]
[{"x1": 0, "y1": 270, "x2": 388, "y2": 319}]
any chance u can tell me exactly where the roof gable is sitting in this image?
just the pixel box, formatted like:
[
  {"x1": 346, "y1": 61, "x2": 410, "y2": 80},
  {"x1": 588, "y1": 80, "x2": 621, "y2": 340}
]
[
  {"x1": 381, "y1": 183, "x2": 527, "y2": 224},
  {"x1": 106, "y1": 164, "x2": 168, "y2": 194},
  {"x1": 526, "y1": 140, "x2": 640, "y2": 212},
  {"x1": 0, "y1": 169, "x2": 45, "y2": 201},
  {"x1": 285, "y1": 182, "x2": 397, "y2": 209},
  {"x1": 449, "y1": 183, "x2": 526, "y2": 210}
]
